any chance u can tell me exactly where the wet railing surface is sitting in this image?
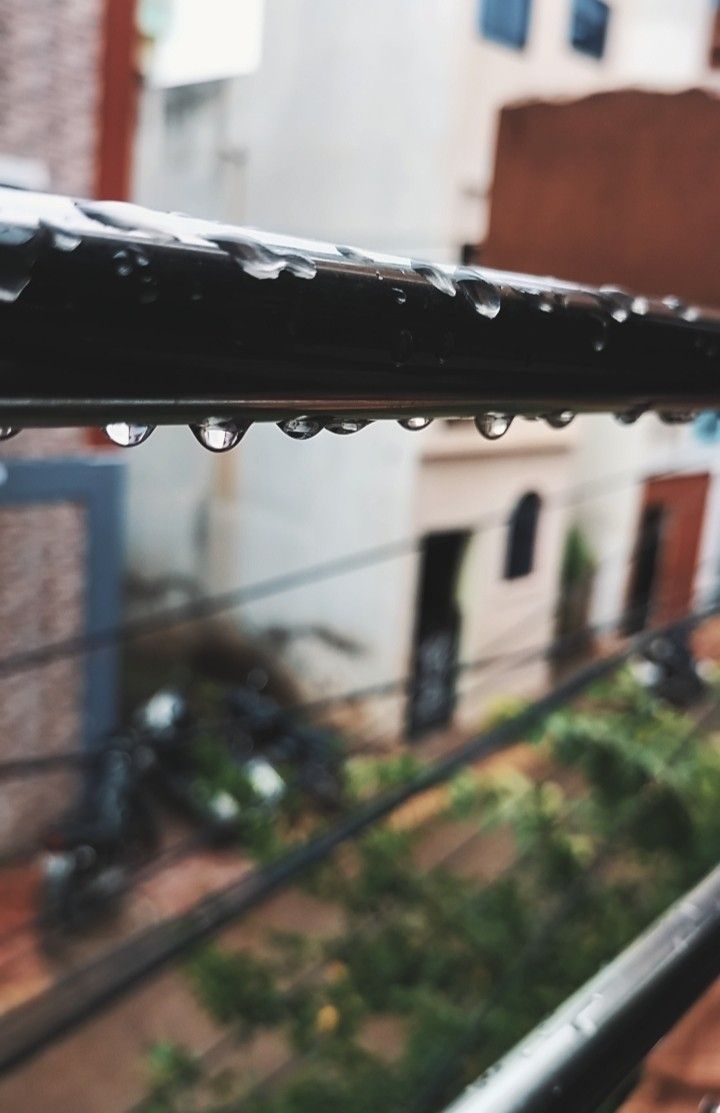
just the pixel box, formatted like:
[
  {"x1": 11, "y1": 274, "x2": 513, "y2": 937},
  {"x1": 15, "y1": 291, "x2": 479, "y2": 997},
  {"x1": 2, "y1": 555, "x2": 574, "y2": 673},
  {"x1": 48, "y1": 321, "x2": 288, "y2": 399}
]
[
  {"x1": 0, "y1": 189, "x2": 719, "y2": 446},
  {"x1": 443, "y1": 862, "x2": 720, "y2": 1113}
]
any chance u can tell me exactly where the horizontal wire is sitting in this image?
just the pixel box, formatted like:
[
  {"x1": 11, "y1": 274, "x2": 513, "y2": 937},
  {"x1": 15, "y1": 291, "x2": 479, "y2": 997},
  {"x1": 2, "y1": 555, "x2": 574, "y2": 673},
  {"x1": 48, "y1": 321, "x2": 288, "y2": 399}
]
[
  {"x1": 0, "y1": 460, "x2": 687, "y2": 681},
  {"x1": 0, "y1": 519, "x2": 691, "y2": 784},
  {"x1": 0, "y1": 602, "x2": 713, "y2": 1078}
]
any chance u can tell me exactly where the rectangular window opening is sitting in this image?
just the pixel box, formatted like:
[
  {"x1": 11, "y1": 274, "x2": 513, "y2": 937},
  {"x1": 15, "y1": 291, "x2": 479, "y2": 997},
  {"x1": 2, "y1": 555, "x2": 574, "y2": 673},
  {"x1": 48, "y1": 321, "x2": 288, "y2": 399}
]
[
  {"x1": 479, "y1": 0, "x2": 532, "y2": 51},
  {"x1": 570, "y1": 0, "x2": 610, "y2": 60}
]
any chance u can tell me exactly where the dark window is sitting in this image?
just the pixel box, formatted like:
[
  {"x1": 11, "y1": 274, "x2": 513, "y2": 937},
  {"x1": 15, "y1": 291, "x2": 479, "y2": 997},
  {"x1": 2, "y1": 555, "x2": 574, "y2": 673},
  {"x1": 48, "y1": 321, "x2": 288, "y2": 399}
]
[
  {"x1": 479, "y1": 0, "x2": 532, "y2": 50},
  {"x1": 408, "y1": 530, "x2": 469, "y2": 738},
  {"x1": 505, "y1": 492, "x2": 541, "y2": 579},
  {"x1": 570, "y1": 0, "x2": 610, "y2": 59}
]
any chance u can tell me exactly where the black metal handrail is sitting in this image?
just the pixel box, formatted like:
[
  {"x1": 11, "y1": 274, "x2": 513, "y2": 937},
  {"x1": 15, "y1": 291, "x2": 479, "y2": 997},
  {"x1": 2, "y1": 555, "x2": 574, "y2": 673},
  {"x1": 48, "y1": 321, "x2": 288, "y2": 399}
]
[{"x1": 0, "y1": 189, "x2": 719, "y2": 436}]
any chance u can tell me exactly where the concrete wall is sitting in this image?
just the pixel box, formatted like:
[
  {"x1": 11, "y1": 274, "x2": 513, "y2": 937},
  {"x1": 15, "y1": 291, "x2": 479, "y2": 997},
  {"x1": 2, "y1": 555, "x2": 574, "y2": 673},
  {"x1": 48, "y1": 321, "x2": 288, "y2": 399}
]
[{"x1": 413, "y1": 422, "x2": 575, "y2": 725}]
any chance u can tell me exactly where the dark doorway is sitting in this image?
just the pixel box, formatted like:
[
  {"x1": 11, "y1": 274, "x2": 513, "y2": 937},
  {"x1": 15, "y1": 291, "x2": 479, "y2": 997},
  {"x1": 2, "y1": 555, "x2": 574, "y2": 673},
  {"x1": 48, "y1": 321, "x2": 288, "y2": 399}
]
[
  {"x1": 407, "y1": 530, "x2": 469, "y2": 739},
  {"x1": 624, "y1": 504, "x2": 665, "y2": 634},
  {"x1": 624, "y1": 473, "x2": 709, "y2": 635}
]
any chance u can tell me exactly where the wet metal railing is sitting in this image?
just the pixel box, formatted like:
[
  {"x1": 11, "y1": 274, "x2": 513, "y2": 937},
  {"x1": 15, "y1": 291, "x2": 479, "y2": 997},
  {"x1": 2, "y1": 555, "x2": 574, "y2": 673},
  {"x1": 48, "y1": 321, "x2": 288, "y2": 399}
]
[
  {"x1": 0, "y1": 189, "x2": 719, "y2": 448},
  {"x1": 443, "y1": 861, "x2": 720, "y2": 1113}
]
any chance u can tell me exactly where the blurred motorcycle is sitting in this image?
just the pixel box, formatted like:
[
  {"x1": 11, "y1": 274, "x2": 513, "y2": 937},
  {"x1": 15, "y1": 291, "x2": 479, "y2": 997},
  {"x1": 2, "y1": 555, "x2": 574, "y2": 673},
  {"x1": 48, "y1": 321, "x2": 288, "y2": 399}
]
[
  {"x1": 40, "y1": 744, "x2": 158, "y2": 935},
  {"x1": 226, "y1": 686, "x2": 346, "y2": 811},
  {"x1": 631, "y1": 629, "x2": 707, "y2": 709},
  {"x1": 135, "y1": 688, "x2": 287, "y2": 843}
]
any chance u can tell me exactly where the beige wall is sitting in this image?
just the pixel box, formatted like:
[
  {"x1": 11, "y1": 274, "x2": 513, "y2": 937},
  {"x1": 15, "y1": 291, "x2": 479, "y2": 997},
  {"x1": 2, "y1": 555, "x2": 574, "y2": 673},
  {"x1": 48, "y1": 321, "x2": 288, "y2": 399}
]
[{"x1": 409, "y1": 421, "x2": 576, "y2": 728}]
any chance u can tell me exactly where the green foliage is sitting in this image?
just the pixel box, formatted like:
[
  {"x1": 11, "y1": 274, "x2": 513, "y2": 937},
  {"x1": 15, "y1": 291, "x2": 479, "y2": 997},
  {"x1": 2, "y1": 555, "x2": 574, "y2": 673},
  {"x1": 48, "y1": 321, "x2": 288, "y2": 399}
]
[
  {"x1": 186, "y1": 946, "x2": 284, "y2": 1030},
  {"x1": 560, "y1": 525, "x2": 596, "y2": 587},
  {"x1": 340, "y1": 828, "x2": 422, "y2": 912},
  {"x1": 190, "y1": 735, "x2": 285, "y2": 859},
  {"x1": 346, "y1": 752, "x2": 422, "y2": 802},
  {"x1": 142, "y1": 1041, "x2": 201, "y2": 1113},
  {"x1": 481, "y1": 695, "x2": 530, "y2": 730},
  {"x1": 147, "y1": 669, "x2": 720, "y2": 1113}
]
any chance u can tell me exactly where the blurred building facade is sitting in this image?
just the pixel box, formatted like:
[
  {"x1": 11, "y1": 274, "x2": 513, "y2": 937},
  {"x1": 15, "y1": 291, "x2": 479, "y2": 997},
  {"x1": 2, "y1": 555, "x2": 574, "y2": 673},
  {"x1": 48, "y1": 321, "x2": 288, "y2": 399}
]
[
  {"x1": 121, "y1": 0, "x2": 720, "y2": 738},
  {"x1": 484, "y1": 88, "x2": 720, "y2": 643}
]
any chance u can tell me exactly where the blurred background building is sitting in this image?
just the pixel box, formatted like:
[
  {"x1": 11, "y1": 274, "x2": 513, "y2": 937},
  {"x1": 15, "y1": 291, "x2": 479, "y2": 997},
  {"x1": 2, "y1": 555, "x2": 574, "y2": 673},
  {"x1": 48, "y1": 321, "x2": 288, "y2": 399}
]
[
  {"x1": 3, "y1": 0, "x2": 720, "y2": 822},
  {"x1": 125, "y1": 0, "x2": 720, "y2": 739},
  {"x1": 3, "y1": 2, "x2": 720, "y2": 1109}
]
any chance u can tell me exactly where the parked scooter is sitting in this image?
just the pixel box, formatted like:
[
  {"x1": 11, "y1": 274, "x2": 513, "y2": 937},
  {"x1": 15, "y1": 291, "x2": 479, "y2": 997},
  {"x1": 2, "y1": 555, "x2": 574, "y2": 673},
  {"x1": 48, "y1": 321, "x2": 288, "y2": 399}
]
[
  {"x1": 632, "y1": 629, "x2": 707, "y2": 709},
  {"x1": 40, "y1": 744, "x2": 158, "y2": 936},
  {"x1": 225, "y1": 686, "x2": 346, "y2": 811},
  {"x1": 135, "y1": 688, "x2": 287, "y2": 842}
]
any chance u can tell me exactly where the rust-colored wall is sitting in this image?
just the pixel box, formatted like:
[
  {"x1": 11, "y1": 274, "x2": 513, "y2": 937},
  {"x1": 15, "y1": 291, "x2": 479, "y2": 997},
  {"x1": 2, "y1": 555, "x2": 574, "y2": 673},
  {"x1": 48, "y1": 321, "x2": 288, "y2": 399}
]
[{"x1": 483, "y1": 89, "x2": 720, "y2": 307}]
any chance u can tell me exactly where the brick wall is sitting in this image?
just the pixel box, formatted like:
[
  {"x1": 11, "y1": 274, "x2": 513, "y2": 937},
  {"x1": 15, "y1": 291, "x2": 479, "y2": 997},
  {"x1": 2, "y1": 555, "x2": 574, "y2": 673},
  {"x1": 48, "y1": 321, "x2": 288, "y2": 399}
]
[
  {"x1": 0, "y1": 0, "x2": 103, "y2": 196},
  {"x1": 0, "y1": 0, "x2": 108, "y2": 848}
]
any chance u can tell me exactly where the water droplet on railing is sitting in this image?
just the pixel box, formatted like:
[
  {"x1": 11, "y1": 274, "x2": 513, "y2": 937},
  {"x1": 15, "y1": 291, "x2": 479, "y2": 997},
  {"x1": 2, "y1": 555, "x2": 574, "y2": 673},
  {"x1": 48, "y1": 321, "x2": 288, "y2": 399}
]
[
  {"x1": 278, "y1": 416, "x2": 323, "y2": 440},
  {"x1": 411, "y1": 262, "x2": 456, "y2": 298},
  {"x1": 210, "y1": 236, "x2": 316, "y2": 281},
  {"x1": 139, "y1": 272, "x2": 159, "y2": 303},
  {"x1": 336, "y1": 244, "x2": 374, "y2": 264},
  {"x1": 458, "y1": 275, "x2": 502, "y2": 319},
  {"x1": 0, "y1": 427, "x2": 19, "y2": 441},
  {"x1": 599, "y1": 286, "x2": 633, "y2": 322},
  {"x1": 392, "y1": 328, "x2": 414, "y2": 364},
  {"x1": 592, "y1": 317, "x2": 608, "y2": 352},
  {"x1": 544, "y1": 412, "x2": 575, "y2": 429},
  {"x1": 475, "y1": 413, "x2": 513, "y2": 440},
  {"x1": 53, "y1": 231, "x2": 81, "y2": 252},
  {"x1": 658, "y1": 411, "x2": 695, "y2": 425},
  {"x1": 326, "y1": 419, "x2": 370, "y2": 435},
  {"x1": 614, "y1": 410, "x2": 643, "y2": 425},
  {"x1": 399, "y1": 417, "x2": 433, "y2": 431},
  {"x1": 105, "y1": 422, "x2": 155, "y2": 447},
  {"x1": 536, "y1": 293, "x2": 555, "y2": 314},
  {"x1": 392, "y1": 286, "x2": 407, "y2": 305},
  {"x1": 190, "y1": 418, "x2": 248, "y2": 452},
  {"x1": 0, "y1": 222, "x2": 40, "y2": 302},
  {"x1": 632, "y1": 296, "x2": 650, "y2": 316},
  {"x1": 572, "y1": 1014, "x2": 598, "y2": 1037},
  {"x1": 113, "y1": 249, "x2": 133, "y2": 278}
]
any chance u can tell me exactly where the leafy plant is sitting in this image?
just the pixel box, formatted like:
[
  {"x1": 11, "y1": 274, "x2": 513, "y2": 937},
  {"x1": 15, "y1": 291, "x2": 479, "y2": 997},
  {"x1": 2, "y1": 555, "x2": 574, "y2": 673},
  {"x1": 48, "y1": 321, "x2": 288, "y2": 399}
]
[
  {"x1": 144, "y1": 669, "x2": 720, "y2": 1113},
  {"x1": 186, "y1": 946, "x2": 284, "y2": 1030}
]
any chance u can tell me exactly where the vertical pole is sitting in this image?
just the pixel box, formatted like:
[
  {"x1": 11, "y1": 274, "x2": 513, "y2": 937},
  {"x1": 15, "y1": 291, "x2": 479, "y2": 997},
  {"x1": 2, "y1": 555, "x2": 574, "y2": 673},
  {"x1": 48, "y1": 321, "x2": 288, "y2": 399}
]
[{"x1": 94, "y1": 0, "x2": 139, "y2": 201}]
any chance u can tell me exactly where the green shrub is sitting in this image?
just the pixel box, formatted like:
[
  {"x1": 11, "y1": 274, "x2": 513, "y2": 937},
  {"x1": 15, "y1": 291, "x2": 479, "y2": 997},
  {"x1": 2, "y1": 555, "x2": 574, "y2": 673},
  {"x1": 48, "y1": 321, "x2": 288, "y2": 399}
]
[{"x1": 186, "y1": 946, "x2": 284, "y2": 1029}]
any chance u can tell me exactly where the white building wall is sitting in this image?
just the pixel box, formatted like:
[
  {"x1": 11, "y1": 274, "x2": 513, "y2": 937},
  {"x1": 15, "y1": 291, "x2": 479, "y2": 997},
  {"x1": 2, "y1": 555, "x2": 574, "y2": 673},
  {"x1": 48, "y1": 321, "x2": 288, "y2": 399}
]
[{"x1": 127, "y1": 0, "x2": 720, "y2": 713}]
